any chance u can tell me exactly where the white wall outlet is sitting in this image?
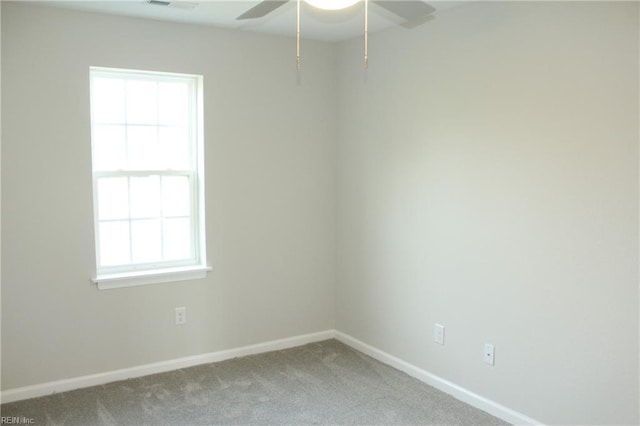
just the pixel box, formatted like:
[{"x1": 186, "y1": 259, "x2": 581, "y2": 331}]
[
  {"x1": 175, "y1": 307, "x2": 187, "y2": 325},
  {"x1": 433, "y1": 323, "x2": 445, "y2": 345},
  {"x1": 483, "y1": 343, "x2": 495, "y2": 365}
]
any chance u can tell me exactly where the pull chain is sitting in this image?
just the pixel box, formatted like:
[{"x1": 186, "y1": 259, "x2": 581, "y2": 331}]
[
  {"x1": 296, "y1": 0, "x2": 301, "y2": 70},
  {"x1": 364, "y1": 0, "x2": 368, "y2": 68}
]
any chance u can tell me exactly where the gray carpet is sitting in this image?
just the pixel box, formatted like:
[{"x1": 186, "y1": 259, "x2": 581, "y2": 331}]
[{"x1": 1, "y1": 339, "x2": 509, "y2": 425}]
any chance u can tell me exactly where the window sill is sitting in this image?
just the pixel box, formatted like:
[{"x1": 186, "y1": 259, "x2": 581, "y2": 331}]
[{"x1": 93, "y1": 265, "x2": 212, "y2": 290}]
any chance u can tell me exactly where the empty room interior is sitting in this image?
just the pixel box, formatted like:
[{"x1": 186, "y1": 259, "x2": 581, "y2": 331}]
[{"x1": 1, "y1": 0, "x2": 639, "y2": 425}]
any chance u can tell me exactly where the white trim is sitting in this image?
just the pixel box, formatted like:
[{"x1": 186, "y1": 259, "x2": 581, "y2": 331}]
[
  {"x1": 0, "y1": 329, "x2": 542, "y2": 425},
  {"x1": 334, "y1": 331, "x2": 543, "y2": 426},
  {"x1": 0, "y1": 330, "x2": 335, "y2": 404},
  {"x1": 93, "y1": 265, "x2": 211, "y2": 289},
  {"x1": 90, "y1": 67, "x2": 206, "y2": 283}
]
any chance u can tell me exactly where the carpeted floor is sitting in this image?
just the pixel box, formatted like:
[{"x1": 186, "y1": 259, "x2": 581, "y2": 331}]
[{"x1": 1, "y1": 339, "x2": 509, "y2": 425}]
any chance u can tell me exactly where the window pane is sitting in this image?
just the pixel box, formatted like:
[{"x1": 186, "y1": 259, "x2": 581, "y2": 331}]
[
  {"x1": 163, "y1": 218, "x2": 192, "y2": 261},
  {"x1": 97, "y1": 177, "x2": 129, "y2": 220},
  {"x1": 159, "y1": 127, "x2": 190, "y2": 170},
  {"x1": 159, "y1": 82, "x2": 188, "y2": 126},
  {"x1": 127, "y1": 125, "x2": 158, "y2": 170},
  {"x1": 99, "y1": 221, "x2": 130, "y2": 266},
  {"x1": 92, "y1": 78, "x2": 125, "y2": 124},
  {"x1": 126, "y1": 80, "x2": 158, "y2": 124},
  {"x1": 130, "y1": 176, "x2": 161, "y2": 219},
  {"x1": 93, "y1": 125, "x2": 126, "y2": 171},
  {"x1": 91, "y1": 68, "x2": 204, "y2": 277},
  {"x1": 131, "y1": 219, "x2": 162, "y2": 263},
  {"x1": 162, "y1": 176, "x2": 191, "y2": 217}
]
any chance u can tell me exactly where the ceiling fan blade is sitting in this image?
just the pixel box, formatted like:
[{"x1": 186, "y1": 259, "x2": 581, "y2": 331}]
[
  {"x1": 237, "y1": 0, "x2": 289, "y2": 20},
  {"x1": 371, "y1": 1, "x2": 435, "y2": 22}
]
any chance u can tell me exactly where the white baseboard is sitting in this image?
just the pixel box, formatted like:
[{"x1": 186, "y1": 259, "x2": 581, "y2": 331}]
[
  {"x1": 2, "y1": 328, "x2": 541, "y2": 425},
  {"x1": 0, "y1": 329, "x2": 335, "y2": 404},
  {"x1": 334, "y1": 331, "x2": 542, "y2": 426}
]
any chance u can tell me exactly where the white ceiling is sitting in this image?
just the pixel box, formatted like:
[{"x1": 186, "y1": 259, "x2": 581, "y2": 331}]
[{"x1": 29, "y1": 0, "x2": 467, "y2": 42}]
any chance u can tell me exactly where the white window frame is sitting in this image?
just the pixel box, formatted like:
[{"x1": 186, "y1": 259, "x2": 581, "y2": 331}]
[{"x1": 89, "y1": 67, "x2": 209, "y2": 290}]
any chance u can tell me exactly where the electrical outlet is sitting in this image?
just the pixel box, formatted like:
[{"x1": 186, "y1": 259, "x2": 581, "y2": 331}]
[
  {"x1": 483, "y1": 343, "x2": 495, "y2": 366},
  {"x1": 433, "y1": 323, "x2": 445, "y2": 345},
  {"x1": 175, "y1": 307, "x2": 187, "y2": 325}
]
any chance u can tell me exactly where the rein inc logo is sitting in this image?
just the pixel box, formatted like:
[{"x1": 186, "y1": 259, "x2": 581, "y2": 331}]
[{"x1": 0, "y1": 418, "x2": 35, "y2": 425}]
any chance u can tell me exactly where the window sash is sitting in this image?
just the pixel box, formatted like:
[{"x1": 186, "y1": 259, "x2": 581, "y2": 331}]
[
  {"x1": 93, "y1": 170, "x2": 200, "y2": 275},
  {"x1": 90, "y1": 67, "x2": 205, "y2": 281}
]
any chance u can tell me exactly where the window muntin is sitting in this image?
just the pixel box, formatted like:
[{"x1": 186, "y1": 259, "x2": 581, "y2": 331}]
[{"x1": 90, "y1": 67, "x2": 206, "y2": 282}]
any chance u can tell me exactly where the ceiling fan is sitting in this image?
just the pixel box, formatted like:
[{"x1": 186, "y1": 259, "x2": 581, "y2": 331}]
[
  {"x1": 236, "y1": 0, "x2": 436, "y2": 23},
  {"x1": 236, "y1": 0, "x2": 436, "y2": 70}
]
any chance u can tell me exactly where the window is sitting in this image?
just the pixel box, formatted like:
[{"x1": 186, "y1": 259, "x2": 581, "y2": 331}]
[{"x1": 90, "y1": 67, "x2": 208, "y2": 289}]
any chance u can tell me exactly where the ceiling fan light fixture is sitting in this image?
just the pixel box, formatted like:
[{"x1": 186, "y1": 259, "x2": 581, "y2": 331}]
[{"x1": 304, "y1": 0, "x2": 359, "y2": 11}]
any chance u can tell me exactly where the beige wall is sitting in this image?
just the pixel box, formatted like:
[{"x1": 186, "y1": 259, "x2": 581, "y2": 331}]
[
  {"x1": 1, "y1": 2, "x2": 336, "y2": 390},
  {"x1": 336, "y1": 2, "x2": 638, "y2": 425},
  {"x1": 2, "y1": 1, "x2": 639, "y2": 424}
]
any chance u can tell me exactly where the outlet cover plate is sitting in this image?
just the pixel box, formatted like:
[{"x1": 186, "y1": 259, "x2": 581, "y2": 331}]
[
  {"x1": 434, "y1": 323, "x2": 445, "y2": 345},
  {"x1": 175, "y1": 307, "x2": 187, "y2": 325},
  {"x1": 483, "y1": 343, "x2": 495, "y2": 365}
]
